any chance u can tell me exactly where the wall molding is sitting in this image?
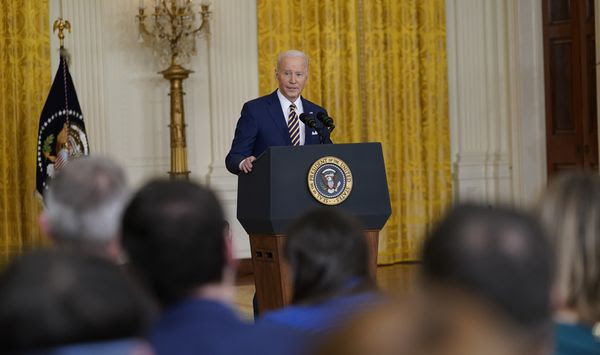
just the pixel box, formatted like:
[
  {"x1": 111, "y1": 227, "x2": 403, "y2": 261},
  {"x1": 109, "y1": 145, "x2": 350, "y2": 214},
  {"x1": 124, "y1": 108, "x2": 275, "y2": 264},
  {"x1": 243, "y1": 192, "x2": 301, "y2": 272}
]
[{"x1": 453, "y1": 152, "x2": 512, "y2": 204}]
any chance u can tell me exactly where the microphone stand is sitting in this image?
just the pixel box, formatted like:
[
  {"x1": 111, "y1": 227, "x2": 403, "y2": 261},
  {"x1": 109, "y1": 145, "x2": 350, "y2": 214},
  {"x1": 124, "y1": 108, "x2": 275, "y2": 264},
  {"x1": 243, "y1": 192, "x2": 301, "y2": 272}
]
[{"x1": 317, "y1": 127, "x2": 325, "y2": 144}]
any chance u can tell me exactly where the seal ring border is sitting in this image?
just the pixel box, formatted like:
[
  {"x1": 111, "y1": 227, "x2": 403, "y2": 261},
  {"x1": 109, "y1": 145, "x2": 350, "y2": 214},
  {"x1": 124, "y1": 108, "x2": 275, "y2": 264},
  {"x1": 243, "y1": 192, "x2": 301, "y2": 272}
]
[{"x1": 307, "y1": 156, "x2": 353, "y2": 206}]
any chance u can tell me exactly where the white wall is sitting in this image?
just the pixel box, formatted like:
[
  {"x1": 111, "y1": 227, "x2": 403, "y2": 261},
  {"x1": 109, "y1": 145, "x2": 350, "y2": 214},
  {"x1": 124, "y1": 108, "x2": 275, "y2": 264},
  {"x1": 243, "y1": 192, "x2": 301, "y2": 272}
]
[
  {"x1": 49, "y1": 0, "x2": 257, "y2": 258},
  {"x1": 446, "y1": 0, "x2": 547, "y2": 206}
]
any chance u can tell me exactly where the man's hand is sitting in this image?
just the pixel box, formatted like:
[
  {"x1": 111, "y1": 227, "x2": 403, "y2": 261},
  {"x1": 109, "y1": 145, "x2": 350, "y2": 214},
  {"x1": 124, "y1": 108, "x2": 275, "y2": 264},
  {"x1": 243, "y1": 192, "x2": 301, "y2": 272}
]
[{"x1": 240, "y1": 156, "x2": 256, "y2": 174}]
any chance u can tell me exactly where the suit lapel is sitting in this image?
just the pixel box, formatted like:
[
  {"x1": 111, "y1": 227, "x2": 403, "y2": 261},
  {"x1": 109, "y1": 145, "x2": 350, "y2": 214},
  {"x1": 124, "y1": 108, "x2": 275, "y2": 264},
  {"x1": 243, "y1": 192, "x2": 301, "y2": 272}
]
[{"x1": 267, "y1": 90, "x2": 292, "y2": 145}]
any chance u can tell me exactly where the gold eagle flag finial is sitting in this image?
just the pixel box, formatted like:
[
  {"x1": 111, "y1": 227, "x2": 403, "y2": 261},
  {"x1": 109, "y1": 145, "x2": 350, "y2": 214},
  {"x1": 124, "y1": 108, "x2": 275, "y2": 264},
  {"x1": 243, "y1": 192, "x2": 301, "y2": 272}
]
[{"x1": 53, "y1": 18, "x2": 71, "y2": 49}]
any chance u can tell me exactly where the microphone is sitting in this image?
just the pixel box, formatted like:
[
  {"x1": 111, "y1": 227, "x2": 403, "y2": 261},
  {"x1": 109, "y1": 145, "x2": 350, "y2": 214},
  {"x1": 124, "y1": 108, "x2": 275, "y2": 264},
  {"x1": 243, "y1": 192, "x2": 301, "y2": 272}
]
[
  {"x1": 316, "y1": 112, "x2": 335, "y2": 132},
  {"x1": 299, "y1": 112, "x2": 326, "y2": 144},
  {"x1": 299, "y1": 112, "x2": 318, "y2": 129}
]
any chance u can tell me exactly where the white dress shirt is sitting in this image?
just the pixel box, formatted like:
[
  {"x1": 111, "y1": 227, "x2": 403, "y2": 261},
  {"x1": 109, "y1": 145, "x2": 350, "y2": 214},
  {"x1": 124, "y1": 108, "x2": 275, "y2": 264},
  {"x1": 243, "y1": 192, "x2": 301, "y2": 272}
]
[{"x1": 277, "y1": 89, "x2": 305, "y2": 146}]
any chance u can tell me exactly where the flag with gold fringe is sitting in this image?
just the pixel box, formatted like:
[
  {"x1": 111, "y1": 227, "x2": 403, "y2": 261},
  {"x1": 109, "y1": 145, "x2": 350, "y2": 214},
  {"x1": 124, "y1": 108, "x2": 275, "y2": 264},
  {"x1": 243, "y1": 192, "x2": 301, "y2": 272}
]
[{"x1": 36, "y1": 49, "x2": 89, "y2": 196}]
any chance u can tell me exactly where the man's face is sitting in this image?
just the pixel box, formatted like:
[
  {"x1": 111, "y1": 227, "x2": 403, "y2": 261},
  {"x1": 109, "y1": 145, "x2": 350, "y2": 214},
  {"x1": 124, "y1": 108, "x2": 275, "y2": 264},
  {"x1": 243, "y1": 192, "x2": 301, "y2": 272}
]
[{"x1": 276, "y1": 56, "x2": 308, "y2": 102}]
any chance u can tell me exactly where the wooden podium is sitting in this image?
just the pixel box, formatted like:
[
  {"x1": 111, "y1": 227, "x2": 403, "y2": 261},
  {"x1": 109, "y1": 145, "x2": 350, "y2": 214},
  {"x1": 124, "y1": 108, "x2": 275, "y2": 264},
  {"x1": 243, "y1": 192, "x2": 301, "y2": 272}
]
[{"x1": 237, "y1": 143, "x2": 391, "y2": 312}]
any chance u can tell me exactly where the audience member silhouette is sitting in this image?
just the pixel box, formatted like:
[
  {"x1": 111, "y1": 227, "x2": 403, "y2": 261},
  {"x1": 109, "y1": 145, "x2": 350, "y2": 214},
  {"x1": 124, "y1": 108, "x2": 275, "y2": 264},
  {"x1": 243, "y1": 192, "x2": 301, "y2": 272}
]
[
  {"x1": 537, "y1": 172, "x2": 600, "y2": 354},
  {"x1": 419, "y1": 204, "x2": 554, "y2": 355},
  {"x1": 259, "y1": 209, "x2": 379, "y2": 335},
  {"x1": 121, "y1": 179, "x2": 302, "y2": 355},
  {"x1": 0, "y1": 248, "x2": 152, "y2": 354}
]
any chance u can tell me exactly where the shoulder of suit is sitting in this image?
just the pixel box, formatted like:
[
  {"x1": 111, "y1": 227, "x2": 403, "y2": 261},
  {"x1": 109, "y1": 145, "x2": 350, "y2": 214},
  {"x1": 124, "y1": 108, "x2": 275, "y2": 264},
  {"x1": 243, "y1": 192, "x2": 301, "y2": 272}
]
[
  {"x1": 244, "y1": 90, "x2": 278, "y2": 108},
  {"x1": 301, "y1": 97, "x2": 326, "y2": 113}
]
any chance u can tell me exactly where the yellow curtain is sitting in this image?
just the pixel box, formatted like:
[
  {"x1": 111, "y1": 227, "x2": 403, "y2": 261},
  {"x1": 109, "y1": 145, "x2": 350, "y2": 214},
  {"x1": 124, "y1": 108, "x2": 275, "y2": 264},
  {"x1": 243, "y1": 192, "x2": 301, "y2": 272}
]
[
  {"x1": 0, "y1": 0, "x2": 51, "y2": 265},
  {"x1": 257, "y1": 0, "x2": 452, "y2": 262}
]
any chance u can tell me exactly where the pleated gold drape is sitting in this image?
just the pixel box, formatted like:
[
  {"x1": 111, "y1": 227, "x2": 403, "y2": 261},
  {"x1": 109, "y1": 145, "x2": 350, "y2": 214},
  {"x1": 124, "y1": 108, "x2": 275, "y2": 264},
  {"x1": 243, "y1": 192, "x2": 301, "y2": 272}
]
[
  {"x1": 257, "y1": 0, "x2": 452, "y2": 262},
  {"x1": 0, "y1": 0, "x2": 51, "y2": 265}
]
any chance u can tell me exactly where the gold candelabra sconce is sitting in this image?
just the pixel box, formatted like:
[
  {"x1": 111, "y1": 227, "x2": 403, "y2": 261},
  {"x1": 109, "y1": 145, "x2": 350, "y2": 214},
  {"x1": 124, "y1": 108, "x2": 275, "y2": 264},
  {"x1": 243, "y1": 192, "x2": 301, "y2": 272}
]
[{"x1": 137, "y1": 0, "x2": 211, "y2": 179}]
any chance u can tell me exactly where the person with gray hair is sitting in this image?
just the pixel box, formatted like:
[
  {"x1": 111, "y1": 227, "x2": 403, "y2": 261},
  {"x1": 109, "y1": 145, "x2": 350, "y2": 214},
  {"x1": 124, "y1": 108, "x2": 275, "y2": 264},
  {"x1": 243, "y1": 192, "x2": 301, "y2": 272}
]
[
  {"x1": 225, "y1": 49, "x2": 332, "y2": 174},
  {"x1": 39, "y1": 155, "x2": 129, "y2": 262}
]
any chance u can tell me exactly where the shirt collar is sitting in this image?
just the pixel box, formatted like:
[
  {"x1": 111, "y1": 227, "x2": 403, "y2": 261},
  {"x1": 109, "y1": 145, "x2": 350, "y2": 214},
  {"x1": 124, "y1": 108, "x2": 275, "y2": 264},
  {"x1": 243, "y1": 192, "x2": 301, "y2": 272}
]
[{"x1": 277, "y1": 89, "x2": 302, "y2": 110}]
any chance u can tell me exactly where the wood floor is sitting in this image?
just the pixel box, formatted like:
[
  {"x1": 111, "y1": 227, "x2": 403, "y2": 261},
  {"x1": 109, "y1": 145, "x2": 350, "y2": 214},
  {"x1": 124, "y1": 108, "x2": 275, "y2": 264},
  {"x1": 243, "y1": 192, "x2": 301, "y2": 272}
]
[{"x1": 233, "y1": 262, "x2": 419, "y2": 320}]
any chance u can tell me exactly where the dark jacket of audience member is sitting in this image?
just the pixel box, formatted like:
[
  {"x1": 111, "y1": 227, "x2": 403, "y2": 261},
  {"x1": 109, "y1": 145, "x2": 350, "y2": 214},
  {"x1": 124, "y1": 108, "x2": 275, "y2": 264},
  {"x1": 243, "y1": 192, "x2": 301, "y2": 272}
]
[
  {"x1": 259, "y1": 209, "x2": 379, "y2": 335},
  {"x1": 0, "y1": 249, "x2": 152, "y2": 354},
  {"x1": 537, "y1": 172, "x2": 600, "y2": 354},
  {"x1": 419, "y1": 204, "x2": 554, "y2": 355},
  {"x1": 121, "y1": 179, "x2": 303, "y2": 355}
]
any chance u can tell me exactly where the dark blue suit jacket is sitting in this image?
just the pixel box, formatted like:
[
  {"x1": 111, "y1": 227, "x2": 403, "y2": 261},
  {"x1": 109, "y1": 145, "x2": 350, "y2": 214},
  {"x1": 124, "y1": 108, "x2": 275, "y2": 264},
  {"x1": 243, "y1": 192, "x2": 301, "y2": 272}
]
[
  {"x1": 258, "y1": 291, "x2": 380, "y2": 335},
  {"x1": 149, "y1": 298, "x2": 306, "y2": 355},
  {"x1": 225, "y1": 90, "x2": 332, "y2": 174},
  {"x1": 149, "y1": 299, "x2": 249, "y2": 355}
]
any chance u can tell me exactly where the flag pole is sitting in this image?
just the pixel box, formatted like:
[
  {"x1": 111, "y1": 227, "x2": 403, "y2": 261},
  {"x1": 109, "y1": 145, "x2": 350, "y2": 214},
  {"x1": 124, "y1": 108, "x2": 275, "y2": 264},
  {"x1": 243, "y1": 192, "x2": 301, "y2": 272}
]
[{"x1": 52, "y1": 17, "x2": 72, "y2": 153}]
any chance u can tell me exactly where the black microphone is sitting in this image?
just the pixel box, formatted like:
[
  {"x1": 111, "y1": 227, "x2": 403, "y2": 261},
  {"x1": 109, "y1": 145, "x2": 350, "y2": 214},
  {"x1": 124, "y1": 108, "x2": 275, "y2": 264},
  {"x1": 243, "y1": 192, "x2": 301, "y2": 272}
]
[
  {"x1": 299, "y1": 112, "x2": 318, "y2": 129},
  {"x1": 300, "y1": 112, "x2": 327, "y2": 144},
  {"x1": 316, "y1": 111, "x2": 335, "y2": 132}
]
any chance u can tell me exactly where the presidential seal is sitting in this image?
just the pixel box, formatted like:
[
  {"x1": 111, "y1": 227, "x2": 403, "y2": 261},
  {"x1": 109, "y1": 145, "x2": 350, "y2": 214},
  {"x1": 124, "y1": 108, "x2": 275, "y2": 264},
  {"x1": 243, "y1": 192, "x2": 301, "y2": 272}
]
[{"x1": 308, "y1": 156, "x2": 353, "y2": 205}]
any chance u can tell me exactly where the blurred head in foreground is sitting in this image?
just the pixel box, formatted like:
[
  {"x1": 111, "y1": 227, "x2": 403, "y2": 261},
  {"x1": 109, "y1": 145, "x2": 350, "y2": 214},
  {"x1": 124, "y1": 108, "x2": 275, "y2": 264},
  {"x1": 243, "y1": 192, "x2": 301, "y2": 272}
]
[
  {"x1": 257, "y1": 209, "x2": 376, "y2": 338},
  {"x1": 419, "y1": 204, "x2": 554, "y2": 355},
  {"x1": 121, "y1": 179, "x2": 233, "y2": 307},
  {"x1": 285, "y1": 208, "x2": 372, "y2": 304},
  {"x1": 0, "y1": 248, "x2": 151, "y2": 353},
  {"x1": 313, "y1": 299, "x2": 419, "y2": 355},
  {"x1": 40, "y1": 156, "x2": 129, "y2": 262},
  {"x1": 537, "y1": 172, "x2": 600, "y2": 326}
]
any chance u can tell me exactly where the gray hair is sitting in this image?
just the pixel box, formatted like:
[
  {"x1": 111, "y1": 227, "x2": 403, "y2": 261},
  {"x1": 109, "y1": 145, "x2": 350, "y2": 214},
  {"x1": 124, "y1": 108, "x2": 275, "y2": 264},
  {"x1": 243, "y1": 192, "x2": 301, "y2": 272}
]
[
  {"x1": 276, "y1": 49, "x2": 309, "y2": 72},
  {"x1": 44, "y1": 156, "x2": 129, "y2": 246}
]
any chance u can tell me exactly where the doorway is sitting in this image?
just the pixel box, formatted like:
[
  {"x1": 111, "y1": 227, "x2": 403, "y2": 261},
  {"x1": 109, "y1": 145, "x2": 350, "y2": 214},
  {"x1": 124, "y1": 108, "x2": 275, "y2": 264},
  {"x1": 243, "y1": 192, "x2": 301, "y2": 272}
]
[{"x1": 542, "y1": 0, "x2": 598, "y2": 175}]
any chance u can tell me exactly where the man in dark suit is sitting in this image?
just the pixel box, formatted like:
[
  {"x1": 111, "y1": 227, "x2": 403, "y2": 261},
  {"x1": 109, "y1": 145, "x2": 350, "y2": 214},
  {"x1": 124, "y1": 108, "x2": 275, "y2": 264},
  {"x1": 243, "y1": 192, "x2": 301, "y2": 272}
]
[
  {"x1": 122, "y1": 180, "x2": 242, "y2": 355},
  {"x1": 226, "y1": 49, "x2": 332, "y2": 174},
  {"x1": 121, "y1": 179, "x2": 304, "y2": 355}
]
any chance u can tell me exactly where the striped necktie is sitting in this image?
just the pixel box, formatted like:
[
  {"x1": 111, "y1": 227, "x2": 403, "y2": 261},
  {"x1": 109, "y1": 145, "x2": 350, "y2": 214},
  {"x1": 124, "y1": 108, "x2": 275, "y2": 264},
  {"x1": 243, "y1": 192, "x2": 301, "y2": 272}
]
[{"x1": 288, "y1": 103, "x2": 300, "y2": 146}]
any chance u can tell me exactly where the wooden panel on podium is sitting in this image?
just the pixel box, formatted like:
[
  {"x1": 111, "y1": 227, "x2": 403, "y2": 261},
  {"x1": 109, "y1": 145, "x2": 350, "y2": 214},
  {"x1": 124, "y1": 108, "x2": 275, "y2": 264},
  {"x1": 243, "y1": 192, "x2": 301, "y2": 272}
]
[
  {"x1": 364, "y1": 230, "x2": 380, "y2": 278},
  {"x1": 249, "y1": 234, "x2": 291, "y2": 312}
]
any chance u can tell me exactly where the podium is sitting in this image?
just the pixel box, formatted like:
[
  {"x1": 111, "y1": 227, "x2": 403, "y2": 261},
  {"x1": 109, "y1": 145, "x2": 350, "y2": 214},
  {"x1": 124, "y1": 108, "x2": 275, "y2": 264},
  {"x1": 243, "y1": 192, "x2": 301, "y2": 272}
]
[{"x1": 237, "y1": 143, "x2": 391, "y2": 312}]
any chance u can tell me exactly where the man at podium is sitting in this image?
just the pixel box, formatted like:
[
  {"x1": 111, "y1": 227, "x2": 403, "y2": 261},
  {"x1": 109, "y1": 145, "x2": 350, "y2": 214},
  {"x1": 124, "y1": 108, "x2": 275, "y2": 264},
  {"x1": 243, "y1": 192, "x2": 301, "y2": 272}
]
[{"x1": 225, "y1": 49, "x2": 332, "y2": 175}]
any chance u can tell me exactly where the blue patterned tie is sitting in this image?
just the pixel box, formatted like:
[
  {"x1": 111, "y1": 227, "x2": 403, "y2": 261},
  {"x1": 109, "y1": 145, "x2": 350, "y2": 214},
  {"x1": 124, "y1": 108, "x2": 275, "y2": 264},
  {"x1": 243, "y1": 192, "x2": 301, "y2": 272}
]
[{"x1": 288, "y1": 104, "x2": 300, "y2": 146}]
